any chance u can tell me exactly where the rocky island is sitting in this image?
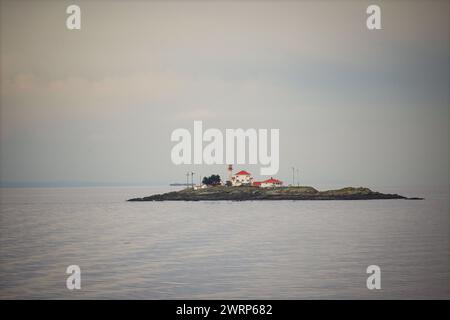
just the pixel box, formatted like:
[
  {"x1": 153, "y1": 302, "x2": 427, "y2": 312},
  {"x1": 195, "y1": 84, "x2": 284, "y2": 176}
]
[{"x1": 128, "y1": 186, "x2": 422, "y2": 201}]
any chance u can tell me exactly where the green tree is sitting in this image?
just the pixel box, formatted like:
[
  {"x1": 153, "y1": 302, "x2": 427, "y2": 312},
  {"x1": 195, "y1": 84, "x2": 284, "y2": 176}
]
[{"x1": 202, "y1": 174, "x2": 221, "y2": 186}]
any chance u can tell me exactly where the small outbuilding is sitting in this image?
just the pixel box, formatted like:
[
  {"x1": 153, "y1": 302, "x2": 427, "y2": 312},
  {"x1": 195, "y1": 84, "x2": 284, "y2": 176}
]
[{"x1": 260, "y1": 178, "x2": 283, "y2": 188}]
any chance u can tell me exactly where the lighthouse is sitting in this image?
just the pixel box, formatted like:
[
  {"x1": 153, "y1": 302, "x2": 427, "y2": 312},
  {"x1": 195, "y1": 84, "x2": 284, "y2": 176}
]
[{"x1": 227, "y1": 164, "x2": 233, "y2": 185}]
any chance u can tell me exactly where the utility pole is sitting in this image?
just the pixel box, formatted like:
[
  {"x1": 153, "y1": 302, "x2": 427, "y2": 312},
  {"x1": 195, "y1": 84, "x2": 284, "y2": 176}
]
[
  {"x1": 191, "y1": 172, "x2": 195, "y2": 188},
  {"x1": 292, "y1": 167, "x2": 295, "y2": 186},
  {"x1": 296, "y1": 168, "x2": 300, "y2": 186}
]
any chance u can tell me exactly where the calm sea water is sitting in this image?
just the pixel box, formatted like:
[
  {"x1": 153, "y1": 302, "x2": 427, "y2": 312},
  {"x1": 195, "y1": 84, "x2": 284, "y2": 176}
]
[{"x1": 0, "y1": 186, "x2": 448, "y2": 299}]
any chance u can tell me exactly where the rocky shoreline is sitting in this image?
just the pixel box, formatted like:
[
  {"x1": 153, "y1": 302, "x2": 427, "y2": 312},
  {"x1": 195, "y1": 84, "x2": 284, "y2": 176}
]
[{"x1": 128, "y1": 186, "x2": 423, "y2": 201}]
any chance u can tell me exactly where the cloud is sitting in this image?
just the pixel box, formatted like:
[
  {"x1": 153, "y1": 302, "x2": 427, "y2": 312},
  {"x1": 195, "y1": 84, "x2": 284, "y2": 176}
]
[{"x1": 3, "y1": 71, "x2": 184, "y2": 102}]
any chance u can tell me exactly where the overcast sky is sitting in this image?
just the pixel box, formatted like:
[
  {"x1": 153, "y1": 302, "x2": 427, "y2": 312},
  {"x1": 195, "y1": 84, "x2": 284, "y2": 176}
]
[{"x1": 1, "y1": 0, "x2": 449, "y2": 187}]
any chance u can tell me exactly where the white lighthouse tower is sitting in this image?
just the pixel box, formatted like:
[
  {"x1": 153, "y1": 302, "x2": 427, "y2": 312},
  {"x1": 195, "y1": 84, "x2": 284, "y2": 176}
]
[{"x1": 227, "y1": 164, "x2": 233, "y2": 185}]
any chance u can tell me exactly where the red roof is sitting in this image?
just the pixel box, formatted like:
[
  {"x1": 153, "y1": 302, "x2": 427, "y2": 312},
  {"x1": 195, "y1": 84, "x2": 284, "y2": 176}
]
[
  {"x1": 262, "y1": 178, "x2": 283, "y2": 184},
  {"x1": 252, "y1": 181, "x2": 262, "y2": 186},
  {"x1": 235, "y1": 170, "x2": 251, "y2": 176}
]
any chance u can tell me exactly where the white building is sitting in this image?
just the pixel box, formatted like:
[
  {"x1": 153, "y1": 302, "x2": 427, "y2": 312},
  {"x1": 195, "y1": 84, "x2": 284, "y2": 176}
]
[
  {"x1": 260, "y1": 177, "x2": 283, "y2": 188},
  {"x1": 193, "y1": 184, "x2": 208, "y2": 190},
  {"x1": 231, "y1": 170, "x2": 253, "y2": 186}
]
